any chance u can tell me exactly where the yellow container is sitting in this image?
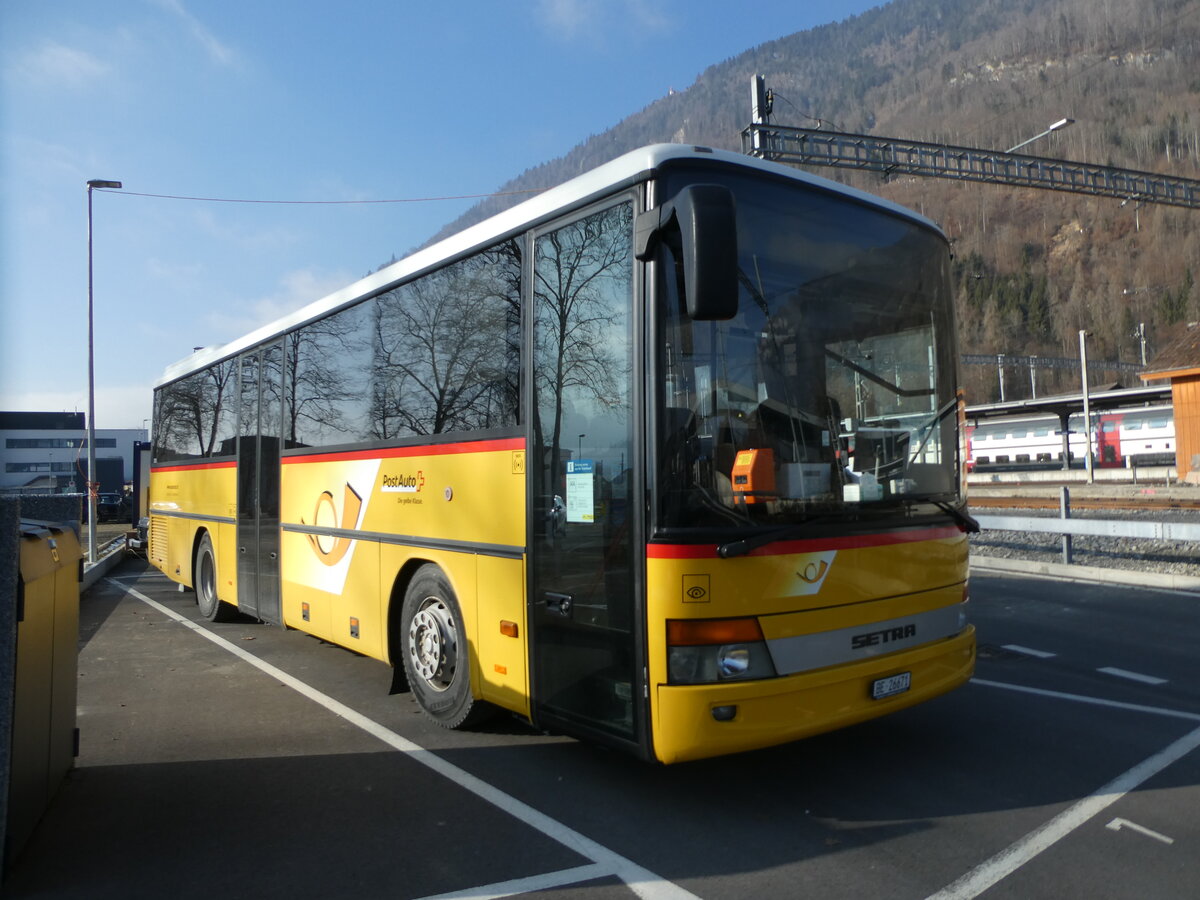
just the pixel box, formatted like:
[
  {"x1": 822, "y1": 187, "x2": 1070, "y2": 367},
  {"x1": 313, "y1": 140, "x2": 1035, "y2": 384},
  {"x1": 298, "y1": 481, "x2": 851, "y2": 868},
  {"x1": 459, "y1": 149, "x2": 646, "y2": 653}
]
[{"x1": 7, "y1": 520, "x2": 81, "y2": 866}]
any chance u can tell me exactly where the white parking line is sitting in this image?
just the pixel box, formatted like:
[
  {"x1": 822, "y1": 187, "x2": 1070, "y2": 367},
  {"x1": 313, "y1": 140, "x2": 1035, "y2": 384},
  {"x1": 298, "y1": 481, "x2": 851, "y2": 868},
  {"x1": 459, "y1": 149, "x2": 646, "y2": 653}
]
[
  {"x1": 929, "y1": 679, "x2": 1200, "y2": 899},
  {"x1": 415, "y1": 863, "x2": 611, "y2": 899},
  {"x1": 1097, "y1": 666, "x2": 1169, "y2": 686},
  {"x1": 971, "y1": 678, "x2": 1200, "y2": 722},
  {"x1": 1105, "y1": 818, "x2": 1175, "y2": 845},
  {"x1": 114, "y1": 579, "x2": 699, "y2": 900},
  {"x1": 1001, "y1": 644, "x2": 1057, "y2": 659}
]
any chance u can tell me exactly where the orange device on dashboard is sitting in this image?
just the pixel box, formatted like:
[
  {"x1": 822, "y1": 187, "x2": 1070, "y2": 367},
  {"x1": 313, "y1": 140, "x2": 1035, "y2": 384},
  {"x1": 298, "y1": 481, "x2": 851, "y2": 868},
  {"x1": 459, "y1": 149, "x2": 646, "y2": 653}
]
[{"x1": 731, "y1": 448, "x2": 775, "y2": 503}]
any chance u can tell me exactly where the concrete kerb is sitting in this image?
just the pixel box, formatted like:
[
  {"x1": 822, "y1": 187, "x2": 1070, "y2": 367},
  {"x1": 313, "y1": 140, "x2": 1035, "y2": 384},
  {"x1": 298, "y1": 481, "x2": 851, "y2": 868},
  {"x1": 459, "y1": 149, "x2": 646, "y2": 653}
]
[
  {"x1": 971, "y1": 554, "x2": 1200, "y2": 593},
  {"x1": 81, "y1": 541, "x2": 127, "y2": 592}
]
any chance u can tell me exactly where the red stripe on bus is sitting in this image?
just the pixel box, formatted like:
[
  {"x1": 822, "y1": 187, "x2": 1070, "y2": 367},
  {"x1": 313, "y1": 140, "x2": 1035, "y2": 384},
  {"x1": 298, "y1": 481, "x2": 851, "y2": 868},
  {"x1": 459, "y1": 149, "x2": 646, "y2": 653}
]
[
  {"x1": 647, "y1": 526, "x2": 964, "y2": 559},
  {"x1": 283, "y1": 436, "x2": 525, "y2": 465},
  {"x1": 151, "y1": 460, "x2": 237, "y2": 473}
]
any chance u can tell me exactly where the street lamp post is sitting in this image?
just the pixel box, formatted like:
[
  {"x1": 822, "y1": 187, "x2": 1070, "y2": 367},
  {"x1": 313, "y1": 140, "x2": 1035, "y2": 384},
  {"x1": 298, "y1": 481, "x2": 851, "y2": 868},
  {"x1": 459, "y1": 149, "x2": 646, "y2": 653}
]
[
  {"x1": 1006, "y1": 117, "x2": 1075, "y2": 154},
  {"x1": 1078, "y1": 329, "x2": 1095, "y2": 484},
  {"x1": 86, "y1": 178, "x2": 122, "y2": 564}
]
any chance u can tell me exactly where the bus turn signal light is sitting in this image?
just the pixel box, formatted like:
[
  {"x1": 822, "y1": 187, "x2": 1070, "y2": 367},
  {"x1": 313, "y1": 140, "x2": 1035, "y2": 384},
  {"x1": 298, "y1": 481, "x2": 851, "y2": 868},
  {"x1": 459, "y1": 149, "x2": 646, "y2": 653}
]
[
  {"x1": 667, "y1": 617, "x2": 776, "y2": 685},
  {"x1": 667, "y1": 617, "x2": 763, "y2": 646}
]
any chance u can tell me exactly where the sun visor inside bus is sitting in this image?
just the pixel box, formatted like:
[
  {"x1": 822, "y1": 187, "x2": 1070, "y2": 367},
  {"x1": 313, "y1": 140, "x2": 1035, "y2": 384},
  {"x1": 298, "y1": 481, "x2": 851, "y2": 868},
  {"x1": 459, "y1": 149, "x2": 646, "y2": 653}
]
[{"x1": 635, "y1": 183, "x2": 738, "y2": 321}]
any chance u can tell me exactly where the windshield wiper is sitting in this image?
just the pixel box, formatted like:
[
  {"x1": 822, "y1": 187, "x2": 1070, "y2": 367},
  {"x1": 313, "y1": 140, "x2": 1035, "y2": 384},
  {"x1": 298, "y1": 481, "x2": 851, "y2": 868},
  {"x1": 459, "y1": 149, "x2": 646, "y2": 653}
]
[
  {"x1": 716, "y1": 516, "x2": 837, "y2": 558},
  {"x1": 932, "y1": 499, "x2": 980, "y2": 533},
  {"x1": 694, "y1": 482, "x2": 754, "y2": 525},
  {"x1": 824, "y1": 348, "x2": 934, "y2": 399},
  {"x1": 907, "y1": 397, "x2": 959, "y2": 464}
]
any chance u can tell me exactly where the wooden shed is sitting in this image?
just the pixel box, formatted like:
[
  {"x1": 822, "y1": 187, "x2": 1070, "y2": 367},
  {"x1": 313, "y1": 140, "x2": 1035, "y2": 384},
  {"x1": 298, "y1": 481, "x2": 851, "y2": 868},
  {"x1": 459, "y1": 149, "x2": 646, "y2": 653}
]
[{"x1": 1140, "y1": 321, "x2": 1200, "y2": 483}]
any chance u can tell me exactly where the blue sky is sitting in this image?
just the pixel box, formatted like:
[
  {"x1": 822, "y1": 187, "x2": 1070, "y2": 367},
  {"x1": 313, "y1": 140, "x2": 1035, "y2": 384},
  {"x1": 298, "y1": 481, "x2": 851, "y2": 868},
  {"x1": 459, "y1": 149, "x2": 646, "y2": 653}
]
[{"x1": 1, "y1": 0, "x2": 882, "y2": 428}]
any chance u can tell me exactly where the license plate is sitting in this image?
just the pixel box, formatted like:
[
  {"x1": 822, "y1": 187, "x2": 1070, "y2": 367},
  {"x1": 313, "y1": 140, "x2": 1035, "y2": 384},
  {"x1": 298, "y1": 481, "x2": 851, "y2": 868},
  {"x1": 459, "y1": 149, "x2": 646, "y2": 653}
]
[{"x1": 871, "y1": 672, "x2": 911, "y2": 700}]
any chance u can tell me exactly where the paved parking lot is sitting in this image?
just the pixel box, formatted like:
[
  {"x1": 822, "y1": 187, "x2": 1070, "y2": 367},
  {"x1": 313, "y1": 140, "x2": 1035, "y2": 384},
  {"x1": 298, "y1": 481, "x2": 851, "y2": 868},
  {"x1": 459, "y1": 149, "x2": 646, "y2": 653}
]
[{"x1": 4, "y1": 560, "x2": 1199, "y2": 899}]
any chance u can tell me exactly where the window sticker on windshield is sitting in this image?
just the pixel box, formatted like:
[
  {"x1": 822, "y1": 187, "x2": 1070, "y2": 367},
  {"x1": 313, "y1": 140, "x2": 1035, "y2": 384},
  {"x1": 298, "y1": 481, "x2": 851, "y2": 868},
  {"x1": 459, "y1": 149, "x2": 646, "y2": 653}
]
[{"x1": 566, "y1": 459, "x2": 595, "y2": 523}]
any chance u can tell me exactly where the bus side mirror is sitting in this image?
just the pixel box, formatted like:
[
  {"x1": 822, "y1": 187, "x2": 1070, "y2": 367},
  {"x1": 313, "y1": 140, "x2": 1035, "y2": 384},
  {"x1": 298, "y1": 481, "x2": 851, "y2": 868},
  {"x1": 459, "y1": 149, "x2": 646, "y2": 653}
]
[{"x1": 636, "y1": 184, "x2": 738, "y2": 321}]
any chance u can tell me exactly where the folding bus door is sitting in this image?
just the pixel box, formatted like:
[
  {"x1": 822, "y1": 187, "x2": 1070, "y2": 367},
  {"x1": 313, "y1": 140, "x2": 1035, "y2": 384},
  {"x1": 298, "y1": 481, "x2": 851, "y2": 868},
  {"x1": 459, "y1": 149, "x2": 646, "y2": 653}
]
[
  {"x1": 237, "y1": 342, "x2": 283, "y2": 623},
  {"x1": 527, "y1": 200, "x2": 644, "y2": 747}
]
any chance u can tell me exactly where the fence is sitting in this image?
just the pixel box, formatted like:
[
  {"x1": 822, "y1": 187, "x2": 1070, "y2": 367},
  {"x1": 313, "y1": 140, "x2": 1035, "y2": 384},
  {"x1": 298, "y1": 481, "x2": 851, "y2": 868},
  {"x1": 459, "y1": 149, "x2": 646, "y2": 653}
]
[{"x1": 973, "y1": 487, "x2": 1200, "y2": 565}]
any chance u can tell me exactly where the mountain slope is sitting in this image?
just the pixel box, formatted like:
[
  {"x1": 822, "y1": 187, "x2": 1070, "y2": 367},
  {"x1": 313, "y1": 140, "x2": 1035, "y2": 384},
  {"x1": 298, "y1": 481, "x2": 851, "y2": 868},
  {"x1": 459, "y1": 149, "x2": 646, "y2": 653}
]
[{"x1": 421, "y1": 0, "x2": 1200, "y2": 403}]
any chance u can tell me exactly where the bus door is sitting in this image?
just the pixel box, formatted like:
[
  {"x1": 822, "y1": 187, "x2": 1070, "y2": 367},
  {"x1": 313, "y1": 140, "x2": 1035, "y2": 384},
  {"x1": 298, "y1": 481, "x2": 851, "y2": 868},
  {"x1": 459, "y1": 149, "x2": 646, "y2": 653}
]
[
  {"x1": 527, "y1": 201, "x2": 645, "y2": 749},
  {"x1": 237, "y1": 342, "x2": 283, "y2": 623}
]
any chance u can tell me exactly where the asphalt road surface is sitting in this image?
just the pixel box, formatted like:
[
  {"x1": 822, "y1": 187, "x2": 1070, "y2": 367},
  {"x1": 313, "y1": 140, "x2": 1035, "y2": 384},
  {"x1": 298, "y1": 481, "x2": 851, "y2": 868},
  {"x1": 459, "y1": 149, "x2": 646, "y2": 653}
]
[{"x1": 5, "y1": 561, "x2": 1198, "y2": 899}]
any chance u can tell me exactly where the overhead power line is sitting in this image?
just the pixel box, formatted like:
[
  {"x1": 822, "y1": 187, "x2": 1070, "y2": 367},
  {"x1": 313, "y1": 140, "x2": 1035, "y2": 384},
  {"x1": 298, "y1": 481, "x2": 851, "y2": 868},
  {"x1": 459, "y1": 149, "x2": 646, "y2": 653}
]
[{"x1": 91, "y1": 187, "x2": 545, "y2": 205}]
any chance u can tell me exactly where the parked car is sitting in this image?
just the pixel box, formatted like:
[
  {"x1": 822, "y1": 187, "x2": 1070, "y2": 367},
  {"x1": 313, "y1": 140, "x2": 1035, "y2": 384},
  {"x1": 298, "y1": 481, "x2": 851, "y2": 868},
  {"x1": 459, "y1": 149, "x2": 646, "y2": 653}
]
[{"x1": 96, "y1": 493, "x2": 128, "y2": 522}]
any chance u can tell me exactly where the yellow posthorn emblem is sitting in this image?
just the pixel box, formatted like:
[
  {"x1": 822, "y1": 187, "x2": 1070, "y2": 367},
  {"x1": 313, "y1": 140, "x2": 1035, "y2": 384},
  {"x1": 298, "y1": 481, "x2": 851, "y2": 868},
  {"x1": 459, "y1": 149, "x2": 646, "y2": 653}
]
[
  {"x1": 303, "y1": 483, "x2": 363, "y2": 566},
  {"x1": 798, "y1": 560, "x2": 829, "y2": 584}
]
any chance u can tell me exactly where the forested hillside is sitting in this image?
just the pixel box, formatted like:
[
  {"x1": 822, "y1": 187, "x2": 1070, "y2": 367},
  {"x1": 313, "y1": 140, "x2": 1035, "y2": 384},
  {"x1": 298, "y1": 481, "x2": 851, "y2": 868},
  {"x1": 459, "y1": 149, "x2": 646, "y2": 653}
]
[{"x1": 421, "y1": 0, "x2": 1200, "y2": 403}]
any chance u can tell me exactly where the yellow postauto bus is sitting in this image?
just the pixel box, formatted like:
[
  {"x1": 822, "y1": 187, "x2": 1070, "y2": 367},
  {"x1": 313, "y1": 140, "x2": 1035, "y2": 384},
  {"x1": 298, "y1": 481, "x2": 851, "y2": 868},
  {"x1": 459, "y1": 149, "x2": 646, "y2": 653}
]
[{"x1": 149, "y1": 144, "x2": 976, "y2": 763}]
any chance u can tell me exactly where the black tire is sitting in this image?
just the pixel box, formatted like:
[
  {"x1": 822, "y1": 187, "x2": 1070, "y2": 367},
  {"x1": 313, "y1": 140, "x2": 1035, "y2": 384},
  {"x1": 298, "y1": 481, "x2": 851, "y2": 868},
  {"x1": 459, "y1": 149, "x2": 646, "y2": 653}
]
[
  {"x1": 195, "y1": 533, "x2": 235, "y2": 622},
  {"x1": 400, "y1": 565, "x2": 493, "y2": 728}
]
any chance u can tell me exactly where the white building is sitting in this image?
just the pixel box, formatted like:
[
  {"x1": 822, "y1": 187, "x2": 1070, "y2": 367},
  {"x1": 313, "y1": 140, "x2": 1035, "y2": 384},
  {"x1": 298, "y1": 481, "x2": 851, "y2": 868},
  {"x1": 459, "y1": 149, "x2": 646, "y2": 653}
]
[{"x1": 0, "y1": 411, "x2": 148, "y2": 494}]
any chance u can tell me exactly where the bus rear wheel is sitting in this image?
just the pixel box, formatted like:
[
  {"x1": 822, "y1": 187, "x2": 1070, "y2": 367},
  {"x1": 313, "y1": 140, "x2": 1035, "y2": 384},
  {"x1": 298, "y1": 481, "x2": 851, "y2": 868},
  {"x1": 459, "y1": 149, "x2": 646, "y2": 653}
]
[
  {"x1": 400, "y1": 565, "x2": 492, "y2": 729},
  {"x1": 195, "y1": 533, "x2": 235, "y2": 622}
]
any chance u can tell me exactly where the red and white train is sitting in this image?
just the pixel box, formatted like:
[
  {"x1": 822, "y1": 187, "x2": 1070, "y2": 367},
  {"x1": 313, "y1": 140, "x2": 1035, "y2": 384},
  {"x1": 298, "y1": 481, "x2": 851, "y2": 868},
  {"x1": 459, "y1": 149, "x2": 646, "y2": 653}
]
[{"x1": 967, "y1": 404, "x2": 1176, "y2": 470}]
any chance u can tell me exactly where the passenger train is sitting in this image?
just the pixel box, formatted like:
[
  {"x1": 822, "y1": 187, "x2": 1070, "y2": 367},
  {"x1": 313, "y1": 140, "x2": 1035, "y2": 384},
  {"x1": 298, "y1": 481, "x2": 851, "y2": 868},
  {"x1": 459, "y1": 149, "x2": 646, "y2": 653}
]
[{"x1": 967, "y1": 404, "x2": 1176, "y2": 470}]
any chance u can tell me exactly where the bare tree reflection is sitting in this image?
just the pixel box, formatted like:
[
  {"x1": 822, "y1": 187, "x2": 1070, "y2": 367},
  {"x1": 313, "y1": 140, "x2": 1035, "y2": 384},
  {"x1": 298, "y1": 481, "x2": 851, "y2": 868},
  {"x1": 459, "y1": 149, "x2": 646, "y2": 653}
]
[
  {"x1": 369, "y1": 240, "x2": 521, "y2": 437},
  {"x1": 287, "y1": 306, "x2": 370, "y2": 447},
  {"x1": 154, "y1": 359, "x2": 237, "y2": 460},
  {"x1": 533, "y1": 204, "x2": 633, "y2": 494}
]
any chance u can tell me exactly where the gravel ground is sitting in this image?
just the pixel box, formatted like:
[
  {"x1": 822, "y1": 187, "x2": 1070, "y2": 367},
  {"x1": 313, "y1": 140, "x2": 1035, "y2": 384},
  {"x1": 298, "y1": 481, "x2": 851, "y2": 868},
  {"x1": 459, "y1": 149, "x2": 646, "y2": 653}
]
[
  {"x1": 969, "y1": 506, "x2": 1200, "y2": 578},
  {"x1": 86, "y1": 521, "x2": 132, "y2": 556}
]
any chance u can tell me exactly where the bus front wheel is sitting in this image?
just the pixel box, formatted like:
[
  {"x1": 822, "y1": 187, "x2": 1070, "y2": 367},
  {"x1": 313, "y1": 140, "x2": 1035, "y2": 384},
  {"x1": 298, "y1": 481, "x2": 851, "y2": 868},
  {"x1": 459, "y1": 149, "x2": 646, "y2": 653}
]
[
  {"x1": 400, "y1": 565, "x2": 492, "y2": 729},
  {"x1": 195, "y1": 533, "x2": 235, "y2": 622}
]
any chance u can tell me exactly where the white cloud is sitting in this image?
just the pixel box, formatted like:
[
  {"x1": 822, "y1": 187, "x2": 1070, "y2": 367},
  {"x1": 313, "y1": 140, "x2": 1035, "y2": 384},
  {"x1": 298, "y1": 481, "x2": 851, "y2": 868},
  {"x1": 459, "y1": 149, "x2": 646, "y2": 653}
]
[
  {"x1": 625, "y1": 0, "x2": 673, "y2": 32},
  {"x1": 147, "y1": 0, "x2": 236, "y2": 66},
  {"x1": 191, "y1": 207, "x2": 302, "y2": 253},
  {"x1": 0, "y1": 384, "x2": 151, "y2": 431},
  {"x1": 537, "y1": 0, "x2": 596, "y2": 39},
  {"x1": 145, "y1": 256, "x2": 205, "y2": 283},
  {"x1": 201, "y1": 267, "x2": 355, "y2": 346},
  {"x1": 536, "y1": 0, "x2": 673, "y2": 42},
  {"x1": 6, "y1": 41, "x2": 111, "y2": 91}
]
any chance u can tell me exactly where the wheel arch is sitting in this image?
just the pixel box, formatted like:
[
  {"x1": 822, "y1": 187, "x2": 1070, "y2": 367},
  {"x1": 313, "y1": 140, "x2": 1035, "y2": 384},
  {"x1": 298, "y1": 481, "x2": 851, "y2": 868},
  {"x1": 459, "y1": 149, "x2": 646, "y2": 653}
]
[
  {"x1": 188, "y1": 526, "x2": 213, "y2": 592},
  {"x1": 385, "y1": 556, "x2": 435, "y2": 689}
]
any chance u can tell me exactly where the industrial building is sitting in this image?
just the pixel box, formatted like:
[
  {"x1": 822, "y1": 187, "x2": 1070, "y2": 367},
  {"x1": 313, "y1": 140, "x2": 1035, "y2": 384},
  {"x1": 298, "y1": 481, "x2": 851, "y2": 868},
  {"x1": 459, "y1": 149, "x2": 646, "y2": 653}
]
[{"x1": 0, "y1": 411, "x2": 147, "y2": 495}]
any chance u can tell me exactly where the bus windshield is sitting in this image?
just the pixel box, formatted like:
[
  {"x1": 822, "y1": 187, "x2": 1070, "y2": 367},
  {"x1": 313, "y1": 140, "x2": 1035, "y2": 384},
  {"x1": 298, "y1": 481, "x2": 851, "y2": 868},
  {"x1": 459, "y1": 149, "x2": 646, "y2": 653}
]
[{"x1": 655, "y1": 170, "x2": 960, "y2": 532}]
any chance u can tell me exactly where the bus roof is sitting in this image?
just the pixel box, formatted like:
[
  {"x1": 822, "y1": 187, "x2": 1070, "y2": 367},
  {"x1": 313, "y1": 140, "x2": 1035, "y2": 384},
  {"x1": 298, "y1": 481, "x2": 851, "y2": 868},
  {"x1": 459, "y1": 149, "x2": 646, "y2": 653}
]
[{"x1": 155, "y1": 143, "x2": 943, "y2": 388}]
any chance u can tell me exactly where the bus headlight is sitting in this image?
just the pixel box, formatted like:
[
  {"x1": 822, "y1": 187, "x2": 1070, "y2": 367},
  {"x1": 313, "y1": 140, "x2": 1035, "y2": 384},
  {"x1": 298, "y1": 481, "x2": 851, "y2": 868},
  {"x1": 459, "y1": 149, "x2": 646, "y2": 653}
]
[
  {"x1": 717, "y1": 645, "x2": 751, "y2": 677},
  {"x1": 667, "y1": 617, "x2": 778, "y2": 684}
]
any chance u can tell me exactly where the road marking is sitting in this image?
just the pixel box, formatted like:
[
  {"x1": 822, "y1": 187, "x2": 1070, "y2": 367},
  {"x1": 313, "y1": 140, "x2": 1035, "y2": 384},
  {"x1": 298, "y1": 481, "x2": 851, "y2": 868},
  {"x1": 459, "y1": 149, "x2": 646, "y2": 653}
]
[
  {"x1": 927, "y1": 685, "x2": 1200, "y2": 900},
  {"x1": 1106, "y1": 818, "x2": 1175, "y2": 845},
  {"x1": 414, "y1": 863, "x2": 611, "y2": 899},
  {"x1": 969, "y1": 567, "x2": 1200, "y2": 600},
  {"x1": 1001, "y1": 644, "x2": 1057, "y2": 659},
  {"x1": 113, "y1": 579, "x2": 699, "y2": 900},
  {"x1": 972, "y1": 679, "x2": 1200, "y2": 722},
  {"x1": 1097, "y1": 667, "x2": 1169, "y2": 686}
]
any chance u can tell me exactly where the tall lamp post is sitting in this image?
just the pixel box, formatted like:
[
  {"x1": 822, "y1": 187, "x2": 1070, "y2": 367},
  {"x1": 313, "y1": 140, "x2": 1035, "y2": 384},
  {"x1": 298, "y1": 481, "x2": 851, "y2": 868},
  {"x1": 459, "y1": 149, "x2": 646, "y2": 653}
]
[
  {"x1": 1006, "y1": 117, "x2": 1074, "y2": 153},
  {"x1": 87, "y1": 178, "x2": 122, "y2": 563}
]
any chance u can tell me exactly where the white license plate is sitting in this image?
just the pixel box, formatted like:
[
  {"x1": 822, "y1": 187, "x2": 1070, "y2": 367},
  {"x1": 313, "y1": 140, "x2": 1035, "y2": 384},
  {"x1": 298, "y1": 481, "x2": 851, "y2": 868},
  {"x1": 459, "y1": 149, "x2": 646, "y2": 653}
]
[{"x1": 871, "y1": 672, "x2": 911, "y2": 700}]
